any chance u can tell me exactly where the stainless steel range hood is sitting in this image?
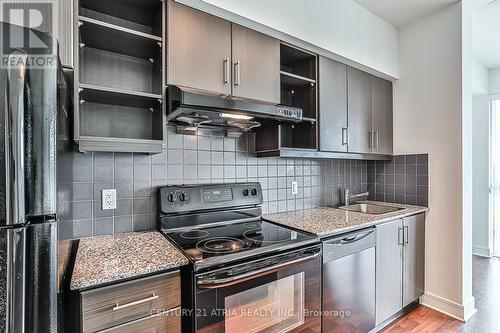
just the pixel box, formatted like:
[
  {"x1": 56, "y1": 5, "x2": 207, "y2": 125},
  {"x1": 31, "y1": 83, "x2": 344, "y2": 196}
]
[{"x1": 166, "y1": 85, "x2": 303, "y2": 131}]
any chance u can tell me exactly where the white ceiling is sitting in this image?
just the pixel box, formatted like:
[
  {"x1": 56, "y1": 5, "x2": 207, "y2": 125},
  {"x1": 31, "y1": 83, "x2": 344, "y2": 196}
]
[
  {"x1": 353, "y1": 0, "x2": 457, "y2": 27},
  {"x1": 473, "y1": 0, "x2": 500, "y2": 69}
]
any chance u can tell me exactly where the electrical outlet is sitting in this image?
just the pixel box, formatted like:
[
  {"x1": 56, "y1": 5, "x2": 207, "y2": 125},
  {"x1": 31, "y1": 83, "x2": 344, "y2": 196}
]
[
  {"x1": 291, "y1": 181, "x2": 298, "y2": 195},
  {"x1": 102, "y1": 189, "x2": 116, "y2": 210}
]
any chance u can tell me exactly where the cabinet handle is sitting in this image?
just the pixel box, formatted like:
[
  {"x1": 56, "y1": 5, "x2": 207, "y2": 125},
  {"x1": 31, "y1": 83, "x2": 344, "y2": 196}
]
[
  {"x1": 369, "y1": 131, "x2": 373, "y2": 148},
  {"x1": 234, "y1": 61, "x2": 241, "y2": 86},
  {"x1": 403, "y1": 225, "x2": 409, "y2": 245},
  {"x1": 342, "y1": 128, "x2": 348, "y2": 146},
  {"x1": 375, "y1": 131, "x2": 379, "y2": 148},
  {"x1": 112, "y1": 294, "x2": 159, "y2": 311},
  {"x1": 223, "y1": 58, "x2": 230, "y2": 84},
  {"x1": 398, "y1": 227, "x2": 404, "y2": 246}
]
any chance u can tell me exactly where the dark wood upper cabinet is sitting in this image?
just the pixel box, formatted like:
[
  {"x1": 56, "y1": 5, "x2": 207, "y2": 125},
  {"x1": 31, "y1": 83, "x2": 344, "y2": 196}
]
[
  {"x1": 347, "y1": 67, "x2": 372, "y2": 154},
  {"x1": 372, "y1": 76, "x2": 393, "y2": 155},
  {"x1": 231, "y1": 24, "x2": 280, "y2": 103},
  {"x1": 167, "y1": 0, "x2": 232, "y2": 96},
  {"x1": 167, "y1": 1, "x2": 280, "y2": 103},
  {"x1": 319, "y1": 56, "x2": 347, "y2": 152}
]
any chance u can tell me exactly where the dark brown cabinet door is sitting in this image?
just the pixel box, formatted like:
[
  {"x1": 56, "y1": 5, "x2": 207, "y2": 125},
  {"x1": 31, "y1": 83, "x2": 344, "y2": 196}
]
[
  {"x1": 372, "y1": 76, "x2": 393, "y2": 155},
  {"x1": 231, "y1": 24, "x2": 280, "y2": 103},
  {"x1": 319, "y1": 56, "x2": 347, "y2": 152},
  {"x1": 347, "y1": 67, "x2": 372, "y2": 154},
  {"x1": 167, "y1": 0, "x2": 232, "y2": 95}
]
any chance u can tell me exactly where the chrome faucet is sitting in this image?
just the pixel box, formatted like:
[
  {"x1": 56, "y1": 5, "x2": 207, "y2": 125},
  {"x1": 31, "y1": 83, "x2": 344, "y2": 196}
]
[{"x1": 342, "y1": 189, "x2": 369, "y2": 206}]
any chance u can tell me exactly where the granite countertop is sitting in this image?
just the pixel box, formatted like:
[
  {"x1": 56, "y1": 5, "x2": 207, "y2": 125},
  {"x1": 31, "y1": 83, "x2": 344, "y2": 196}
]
[
  {"x1": 263, "y1": 201, "x2": 428, "y2": 238},
  {"x1": 70, "y1": 231, "x2": 188, "y2": 290}
]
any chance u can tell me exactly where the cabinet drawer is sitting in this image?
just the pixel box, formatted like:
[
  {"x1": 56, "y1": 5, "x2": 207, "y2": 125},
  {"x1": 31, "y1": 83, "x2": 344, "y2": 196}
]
[
  {"x1": 81, "y1": 271, "x2": 180, "y2": 332},
  {"x1": 99, "y1": 307, "x2": 181, "y2": 333}
]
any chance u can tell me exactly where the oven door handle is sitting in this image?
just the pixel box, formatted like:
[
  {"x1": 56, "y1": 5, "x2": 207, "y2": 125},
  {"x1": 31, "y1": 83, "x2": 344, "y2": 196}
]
[{"x1": 197, "y1": 251, "x2": 320, "y2": 289}]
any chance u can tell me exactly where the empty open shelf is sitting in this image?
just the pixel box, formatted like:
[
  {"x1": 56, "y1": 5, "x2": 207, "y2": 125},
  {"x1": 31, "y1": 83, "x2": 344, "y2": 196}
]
[{"x1": 79, "y1": 16, "x2": 162, "y2": 60}]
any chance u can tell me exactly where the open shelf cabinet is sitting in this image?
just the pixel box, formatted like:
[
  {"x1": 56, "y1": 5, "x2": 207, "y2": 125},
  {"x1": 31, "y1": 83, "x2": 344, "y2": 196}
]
[
  {"x1": 255, "y1": 43, "x2": 318, "y2": 156},
  {"x1": 74, "y1": 0, "x2": 165, "y2": 153}
]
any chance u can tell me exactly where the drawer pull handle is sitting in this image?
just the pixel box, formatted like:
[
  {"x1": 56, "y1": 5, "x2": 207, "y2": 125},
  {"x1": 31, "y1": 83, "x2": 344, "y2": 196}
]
[{"x1": 112, "y1": 294, "x2": 159, "y2": 312}]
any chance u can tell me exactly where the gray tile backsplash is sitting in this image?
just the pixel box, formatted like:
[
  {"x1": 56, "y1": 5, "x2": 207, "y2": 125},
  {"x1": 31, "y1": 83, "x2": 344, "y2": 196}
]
[
  {"x1": 59, "y1": 126, "x2": 370, "y2": 239},
  {"x1": 367, "y1": 154, "x2": 429, "y2": 206}
]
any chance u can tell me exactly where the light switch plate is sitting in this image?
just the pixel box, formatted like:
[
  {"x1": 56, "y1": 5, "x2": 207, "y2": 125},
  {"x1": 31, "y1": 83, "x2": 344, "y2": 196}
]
[
  {"x1": 291, "y1": 181, "x2": 298, "y2": 195},
  {"x1": 102, "y1": 189, "x2": 116, "y2": 210}
]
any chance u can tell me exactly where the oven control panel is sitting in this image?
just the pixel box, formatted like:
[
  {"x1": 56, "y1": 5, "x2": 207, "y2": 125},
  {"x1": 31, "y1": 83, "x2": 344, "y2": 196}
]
[{"x1": 160, "y1": 182, "x2": 263, "y2": 214}]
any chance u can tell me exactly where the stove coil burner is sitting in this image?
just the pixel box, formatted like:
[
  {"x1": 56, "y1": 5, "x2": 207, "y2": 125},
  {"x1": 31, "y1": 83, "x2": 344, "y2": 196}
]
[
  {"x1": 180, "y1": 230, "x2": 209, "y2": 239},
  {"x1": 196, "y1": 237, "x2": 246, "y2": 254}
]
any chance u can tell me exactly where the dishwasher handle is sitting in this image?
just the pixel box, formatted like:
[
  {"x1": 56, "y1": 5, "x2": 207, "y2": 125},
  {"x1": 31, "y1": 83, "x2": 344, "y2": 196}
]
[
  {"x1": 323, "y1": 228, "x2": 376, "y2": 262},
  {"x1": 336, "y1": 229, "x2": 375, "y2": 244}
]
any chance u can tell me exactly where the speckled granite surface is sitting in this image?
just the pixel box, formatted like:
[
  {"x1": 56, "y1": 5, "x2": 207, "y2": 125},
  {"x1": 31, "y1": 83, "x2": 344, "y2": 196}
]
[
  {"x1": 264, "y1": 201, "x2": 428, "y2": 238},
  {"x1": 71, "y1": 231, "x2": 188, "y2": 290}
]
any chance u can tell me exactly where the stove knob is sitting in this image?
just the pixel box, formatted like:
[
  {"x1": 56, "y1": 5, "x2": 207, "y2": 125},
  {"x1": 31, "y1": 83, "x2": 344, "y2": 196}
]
[
  {"x1": 179, "y1": 192, "x2": 189, "y2": 202},
  {"x1": 243, "y1": 188, "x2": 250, "y2": 197},
  {"x1": 251, "y1": 188, "x2": 258, "y2": 196},
  {"x1": 167, "y1": 193, "x2": 177, "y2": 203}
]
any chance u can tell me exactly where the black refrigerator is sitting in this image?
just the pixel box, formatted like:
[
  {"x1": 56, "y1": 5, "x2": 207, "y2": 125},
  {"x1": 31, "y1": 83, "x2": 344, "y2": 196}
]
[{"x1": 0, "y1": 22, "x2": 72, "y2": 333}]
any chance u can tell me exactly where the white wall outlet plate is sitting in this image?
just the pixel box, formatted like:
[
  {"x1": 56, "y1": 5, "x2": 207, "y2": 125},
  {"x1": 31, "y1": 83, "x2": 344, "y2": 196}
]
[
  {"x1": 291, "y1": 181, "x2": 298, "y2": 195},
  {"x1": 102, "y1": 189, "x2": 117, "y2": 210}
]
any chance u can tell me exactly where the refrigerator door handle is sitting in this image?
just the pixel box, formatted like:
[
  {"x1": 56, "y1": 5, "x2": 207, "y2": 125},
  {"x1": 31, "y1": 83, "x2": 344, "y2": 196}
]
[
  {"x1": 5, "y1": 50, "x2": 27, "y2": 226},
  {"x1": 6, "y1": 227, "x2": 26, "y2": 333}
]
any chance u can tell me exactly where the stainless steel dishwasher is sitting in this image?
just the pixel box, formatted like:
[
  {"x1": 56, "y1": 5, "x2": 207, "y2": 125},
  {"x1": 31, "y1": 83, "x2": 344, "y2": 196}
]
[{"x1": 322, "y1": 227, "x2": 376, "y2": 333}]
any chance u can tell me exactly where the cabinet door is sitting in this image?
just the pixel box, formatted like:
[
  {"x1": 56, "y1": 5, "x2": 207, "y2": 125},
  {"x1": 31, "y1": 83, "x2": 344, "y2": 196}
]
[
  {"x1": 167, "y1": 0, "x2": 232, "y2": 95},
  {"x1": 319, "y1": 57, "x2": 347, "y2": 152},
  {"x1": 372, "y1": 77, "x2": 393, "y2": 155},
  {"x1": 403, "y1": 214, "x2": 425, "y2": 307},
  {"x1": 347, "y1": 67, "x2": 372, "y2": 153},
  {"x1": 376, "y1": 219, "x2": 403, "y2": 325},
  {"x1": 231, "y1": 24, "x2": 280, "y2": 103}
]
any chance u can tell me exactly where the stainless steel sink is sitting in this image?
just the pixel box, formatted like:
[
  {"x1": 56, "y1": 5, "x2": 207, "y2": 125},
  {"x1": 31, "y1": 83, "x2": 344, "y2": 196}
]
[{"x1": 339, "y1": 203, "x2": 404, "y2": 215}]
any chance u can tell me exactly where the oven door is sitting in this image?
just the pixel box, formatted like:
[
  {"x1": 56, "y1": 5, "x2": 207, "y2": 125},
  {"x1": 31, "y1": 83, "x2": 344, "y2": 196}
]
[{"x1": 194, "y1": 246, "x2": 321, "y2": 333}]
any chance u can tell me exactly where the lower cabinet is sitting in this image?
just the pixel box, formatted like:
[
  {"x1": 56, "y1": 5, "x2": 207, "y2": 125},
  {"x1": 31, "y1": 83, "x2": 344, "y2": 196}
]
[
  {"x1": 79, "y1": 271, "x2": 181, "y2": 333},
  {"x1": 375, "y1": 214, "x2": 425, "y2": 325}
]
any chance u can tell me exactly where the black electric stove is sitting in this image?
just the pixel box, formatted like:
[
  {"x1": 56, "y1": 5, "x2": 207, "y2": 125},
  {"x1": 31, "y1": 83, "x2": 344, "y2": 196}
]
[
  {"x1": 158, "y1": 182, "x2": 319, "y2": 272},
  {"x1": 158, "y1": 182, "x2": 322, "y2": 333}
]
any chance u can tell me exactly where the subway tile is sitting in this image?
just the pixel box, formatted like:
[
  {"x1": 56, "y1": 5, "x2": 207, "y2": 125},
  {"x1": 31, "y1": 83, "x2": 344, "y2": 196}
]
[
  {"x1": 134, "y1": 164, "x2": 151, "y2": 181},
  {"x1": 94, "y1": 152, "x2": 114, "y2": 164},
  {"x1": 184, "y1": 135, "x2": 198, "y2": 150},
  {"x1": 93, "y1": 217, "x2": 114, "y2": 236},
  {"x1": 224, "y1": 152, "x2": 236, "y2": 165},
  {"x1": 417, "y1": 154, "x2": 428, "y2": 164},
  {"x1": 133, "y1": 214, "x2": 152, "y2": 231},
  {"x1": 115, "y1": 181, "x2": 133, "y2": 199},
  {"x1": 151, "y1": 150, "x2": 167, "y2": 165},
  {"x1": 73, "y1": 164, "x2": 92, "y2": 182},
  {"x1": 152, "y1": 164, "x2": 167, "y2": 180},
  {"x1": 167, "y1": 165, "x2": 183, "y2": 180},
  {"x1": 115, "y1": 164, "x2": 133, "y2": 181},
  {"x1": 184, "y1": 165, "x2": 198, "y2": 179},
  {"x1": 405, "y1": 155, "x2": 417, "y2": 164},
  {"x1": 114, "y1": 216, "x2": 133, "y2": 233},
  {"x1": 134, "y1": 181, "x2": 152, "y2": 197},
  {"x1": 167, "y1": 149, "x2": 183, "y2": 165},
  {"x1": 133, "y1": 198, "x2": 151, "y2": 214},
  {"x1": 72, "y1": 183, "x2": 92, "y2": 201},
  {"x1": 184, "y1": 150, "x2": 198, "y2": 165},
  {"x1": 93, "y1": 181, "x2": 114, "y2": 200},
  {"x1": 116, "y1": 199, "x2": 133, "y2": 216},
  {"x1": 198, "y1": 135, "x2": 211, "y2": 151},
  {"x1": 133, "y1": 153, "x2": 151, "y2": 165},
  {"x1": 93, "y1": 201, "x2": 113, "y2": 218}
]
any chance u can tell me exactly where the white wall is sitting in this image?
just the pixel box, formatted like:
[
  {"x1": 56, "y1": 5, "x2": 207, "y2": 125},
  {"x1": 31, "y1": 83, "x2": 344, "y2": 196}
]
[
  {"x1": 490, "y1": 67, "x2": 500, "y2": 94},
  {"x1": 472, "y1": 95, "x2": 491, "y2": 256},
  {"x1": 472, "y1": 60, "x2": 489, "y2": 96},
  {"x1": 394, "y1": 2, "x2": 475, "y2": 320},
  {"x1": 178, "y1": 0, "x2": 399, "y2": 78}
]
